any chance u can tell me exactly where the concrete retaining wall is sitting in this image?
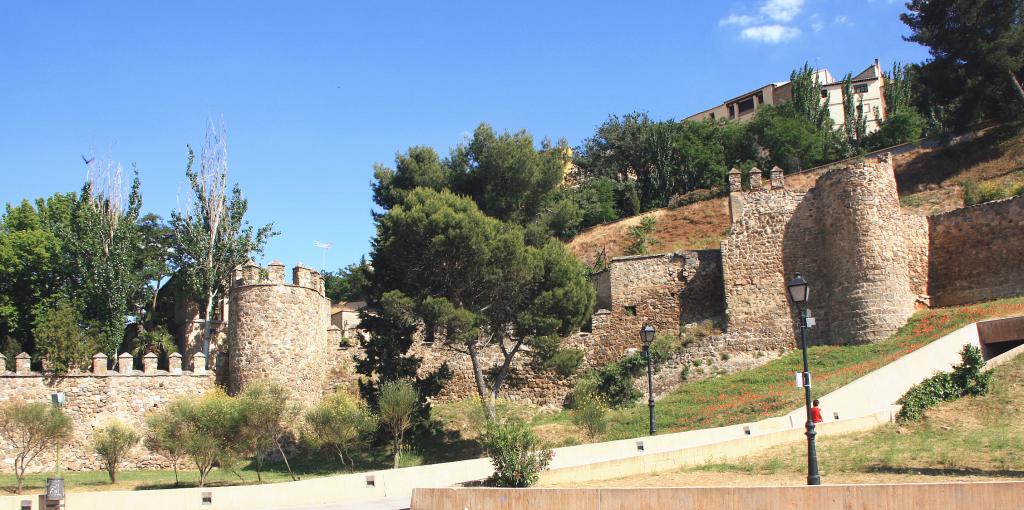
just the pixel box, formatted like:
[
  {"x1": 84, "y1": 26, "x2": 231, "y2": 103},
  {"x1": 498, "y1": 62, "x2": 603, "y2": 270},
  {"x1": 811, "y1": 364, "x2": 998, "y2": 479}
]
[{"x1": 412, "y1": 482, "x2": 1024, "y2": 510}]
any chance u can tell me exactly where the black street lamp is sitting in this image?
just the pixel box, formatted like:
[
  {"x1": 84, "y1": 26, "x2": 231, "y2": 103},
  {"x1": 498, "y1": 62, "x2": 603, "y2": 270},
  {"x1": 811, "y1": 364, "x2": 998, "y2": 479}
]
[
  {"x1": 640, "y1": 324, "x2": 657, "y2": 436},
  {"x1": 787, "y1": 272, "x2": 821, "y2": 486}
]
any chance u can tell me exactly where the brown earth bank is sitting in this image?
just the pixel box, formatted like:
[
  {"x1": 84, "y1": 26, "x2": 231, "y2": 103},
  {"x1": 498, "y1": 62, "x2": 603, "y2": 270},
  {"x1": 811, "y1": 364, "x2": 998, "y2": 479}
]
[{"x1": 567, "y1": 124, "x2": 1023, "y2": 264}]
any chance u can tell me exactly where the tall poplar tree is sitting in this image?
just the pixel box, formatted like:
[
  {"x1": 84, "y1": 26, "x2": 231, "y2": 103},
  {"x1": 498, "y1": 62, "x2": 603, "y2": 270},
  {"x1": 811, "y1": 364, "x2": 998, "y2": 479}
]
[{"x1": 170, "y1": 126, "x2": 276, "y2": 366}]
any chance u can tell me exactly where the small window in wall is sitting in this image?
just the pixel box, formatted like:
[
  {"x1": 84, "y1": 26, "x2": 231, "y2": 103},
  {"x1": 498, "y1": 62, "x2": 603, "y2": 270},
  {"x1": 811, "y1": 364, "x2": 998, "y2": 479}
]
[
  {"x1": 853, "y1": 83, "x2": 869, "y2": 93},
  {"x1": 820, "y1": 89, "x2": 828, "y2": 98},
  {"x1": 737, "y1": 97, "x2": 755, "y2": 114},
  {"x1": 709, "y1": 112, "x2": 715, "y2": 120},
  {"x1": 624, "y1": 305, "x2": 637, "y2": 316}
]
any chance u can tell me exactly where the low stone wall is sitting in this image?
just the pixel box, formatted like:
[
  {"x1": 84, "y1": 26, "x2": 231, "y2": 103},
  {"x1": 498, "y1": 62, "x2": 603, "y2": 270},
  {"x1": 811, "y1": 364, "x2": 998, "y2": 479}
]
[
  {"x1": 0, "y1": 353, "x2": 214, "y2": 473},
  {"x1": 412, "y1": 482, "x2": 1024, "y2": 510},
  {"x1": 928, "y1": 195, "x2": 1024, "y2": 306}
]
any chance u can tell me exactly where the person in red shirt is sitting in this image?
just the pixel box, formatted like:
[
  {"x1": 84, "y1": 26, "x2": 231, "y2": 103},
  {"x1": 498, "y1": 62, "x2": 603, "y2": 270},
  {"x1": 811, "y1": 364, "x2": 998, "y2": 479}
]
[{"x1": 811, "y1": 399, "x2": 824, "y2": 423}]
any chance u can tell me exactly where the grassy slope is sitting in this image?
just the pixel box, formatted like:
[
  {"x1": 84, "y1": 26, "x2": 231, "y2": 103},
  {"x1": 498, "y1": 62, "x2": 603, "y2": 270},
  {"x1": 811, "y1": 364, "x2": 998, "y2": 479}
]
[
  {"x1": 531, "y1": 296, "x2": 1024, "y2": 444},
  {"x1": 685, "y1": 337, "x2": 1024, "y2": 480}
]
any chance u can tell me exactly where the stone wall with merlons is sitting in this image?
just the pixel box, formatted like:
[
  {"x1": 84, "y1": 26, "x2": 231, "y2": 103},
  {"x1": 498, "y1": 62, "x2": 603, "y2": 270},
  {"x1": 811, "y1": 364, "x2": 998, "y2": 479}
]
[
  {"x1": 928, "y1": 195, "x2": 1024, "y2": 306},
  {"x1": 228, "y1": 261, "x2": 333, "y2": 405},
  {"x1": 721, "y1": 154, "x2": 929, "y2": 348},
  {"x1": 0, "y1": 353, "x2": 214, "y2": 473}
]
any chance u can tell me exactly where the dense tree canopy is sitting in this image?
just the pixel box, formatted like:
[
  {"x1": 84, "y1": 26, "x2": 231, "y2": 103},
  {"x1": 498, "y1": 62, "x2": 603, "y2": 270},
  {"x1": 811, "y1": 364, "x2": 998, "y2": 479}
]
[
  {"x1": 902, "y1": 0, "x2": 1024, "y2": 127},
  {"x1": 361, "y1": 188, "x2": 593, "y2": 418}
]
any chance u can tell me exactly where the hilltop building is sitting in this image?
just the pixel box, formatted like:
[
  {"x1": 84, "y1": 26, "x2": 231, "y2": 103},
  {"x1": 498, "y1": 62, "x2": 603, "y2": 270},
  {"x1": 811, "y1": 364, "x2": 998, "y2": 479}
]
[{"x1": 685, "y1": 59, "x2": 887, "y2": 134}]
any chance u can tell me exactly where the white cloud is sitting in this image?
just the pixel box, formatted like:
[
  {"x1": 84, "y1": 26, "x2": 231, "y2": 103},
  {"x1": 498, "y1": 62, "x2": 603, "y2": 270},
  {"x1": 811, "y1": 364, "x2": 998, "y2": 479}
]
[
  {"x1": 760, "y1": 0, "x2": 804, "y2": 22},
  {"x1": 834, "y1": 15, "x2": 850, "y2": 25},
  {"x1": 719, "y1": 13, "x2": 757, "y2": 26},
  {"x1": 741, "y1": 25, "x2": 802, "y2": 43}
]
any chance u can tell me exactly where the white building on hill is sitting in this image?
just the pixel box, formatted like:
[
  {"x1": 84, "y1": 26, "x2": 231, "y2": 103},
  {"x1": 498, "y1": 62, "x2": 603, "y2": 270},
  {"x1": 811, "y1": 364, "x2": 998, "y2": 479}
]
[{"x1": 685, "y1": 59, "x2": 887, "y2": 134}]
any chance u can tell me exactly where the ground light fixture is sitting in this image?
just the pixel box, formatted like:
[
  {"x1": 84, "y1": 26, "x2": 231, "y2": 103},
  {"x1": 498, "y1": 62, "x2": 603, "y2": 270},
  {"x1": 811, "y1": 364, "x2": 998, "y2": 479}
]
[
  {"x1": 640, "y1": 324, "x2": 656, "y2": 435},
  {"x1": 787, "y1": 272, "x2": 821, "y2": 485}
]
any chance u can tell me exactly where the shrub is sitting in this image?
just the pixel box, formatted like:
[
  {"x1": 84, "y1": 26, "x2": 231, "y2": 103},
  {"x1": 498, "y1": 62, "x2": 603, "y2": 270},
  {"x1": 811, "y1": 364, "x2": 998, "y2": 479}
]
[
  {"x1": 378, "y1": 379, "x2": 418, "y2": 469},
  {"x1": 625, "y1": 216, "x2": 658, "y2": 255},
  {"x1": 92, "y1": 420, "x2": 140, "y2": 483},
  {"x1": 570, "y1": 391, "x2": 608, "y2": 440},
  {"x1": 144, "y1": 410, "x2": 186, "y2": 485},
  {"x1": 302, "y1": 390, "x2": 377, "y2": 469},
  {"x1": 961, "y1": 179, "x2": 1024, "y2": 206},
  {"x1": 237, "y1": 382, "x2": 298, "y2": 481},
  {"x1": 579, "y1": 335, "x2": 677, "y2": 408},
  {"x1": 480, "y1": 419, "x2": 552, "y2": 487},
  {"x1": 866, "y1": 109, "x2": 924, "y2": 149},
  {"x1": 897, "y1": 345, "x2": 992, "y2": 421},
  {"x1": 0, "y1": 401, "x2": 74, "y2": 493},
  {"x1": 160, "y1": 390, "x2": 242, "y2": 487},
  {"x1": 543, "y1": 348, "x2": 585, "y2": 376}
]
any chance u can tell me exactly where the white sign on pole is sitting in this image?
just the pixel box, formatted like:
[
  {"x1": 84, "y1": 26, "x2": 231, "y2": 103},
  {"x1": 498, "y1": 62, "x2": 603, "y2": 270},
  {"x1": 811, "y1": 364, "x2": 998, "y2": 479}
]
[{"x1": 794, "y1": 372, "x2": 812, "y2": 387}]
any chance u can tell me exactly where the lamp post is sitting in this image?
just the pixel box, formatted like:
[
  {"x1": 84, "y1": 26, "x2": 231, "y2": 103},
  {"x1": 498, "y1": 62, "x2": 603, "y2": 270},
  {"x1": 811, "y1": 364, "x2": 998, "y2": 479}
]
[
  {"x1": 787, "y1": 272, "x2": 820, "y2": 486},
  {"x1": 48, "y1": 392, "x2": 66, "y2": 505},
  {"x1": 640, "y1": 324, "x2": 657, "y2": 436}
]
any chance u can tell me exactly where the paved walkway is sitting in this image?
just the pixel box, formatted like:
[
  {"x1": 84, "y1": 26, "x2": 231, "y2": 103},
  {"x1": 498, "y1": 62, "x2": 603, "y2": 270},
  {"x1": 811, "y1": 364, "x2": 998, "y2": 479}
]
[{"x1": 270, "y1": 496, "x2": 410, "y2": 510}]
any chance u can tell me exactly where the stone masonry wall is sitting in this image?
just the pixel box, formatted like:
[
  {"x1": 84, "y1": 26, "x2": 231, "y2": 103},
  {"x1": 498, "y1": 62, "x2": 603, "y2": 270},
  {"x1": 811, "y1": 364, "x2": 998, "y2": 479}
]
[
  {"x1": 228, "y1": 261, "x2": 333, "y2": 405},
  {"x1": 0, "y1": 353, "x2": 213, "y2": 473},
  {"x1": 928, "y1": 195, "x2": 1024, "y2": 306},
  {"x1": 721, "y1": 154, "x2": 928, "y2": 348}
]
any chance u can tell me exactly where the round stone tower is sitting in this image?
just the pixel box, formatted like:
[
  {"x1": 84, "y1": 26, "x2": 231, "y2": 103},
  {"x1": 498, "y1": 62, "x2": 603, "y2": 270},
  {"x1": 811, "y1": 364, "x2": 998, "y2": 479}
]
[
  {"x1": 818, "y1": 155, "x2": 920, "y2": 344},
  {"x1": 227, "y1": 260, "x2": 332, "y2": 403}
]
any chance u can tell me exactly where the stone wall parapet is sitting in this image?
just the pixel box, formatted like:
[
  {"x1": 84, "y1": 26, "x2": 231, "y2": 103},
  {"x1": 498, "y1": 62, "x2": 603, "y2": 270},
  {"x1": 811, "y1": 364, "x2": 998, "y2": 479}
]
[
  {"x1": 232, "y1": 261, "x2": 325, "y2": 297},
  {"x1": 0, "y1": 352, "x2": 212, "y2": 379}
]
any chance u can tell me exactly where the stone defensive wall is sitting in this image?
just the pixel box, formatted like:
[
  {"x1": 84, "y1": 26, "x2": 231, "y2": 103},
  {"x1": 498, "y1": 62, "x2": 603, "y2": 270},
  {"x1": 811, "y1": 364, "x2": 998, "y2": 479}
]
[
  {"x1": 721, "y1": 158, "x2": 928, "y2": 348},
  {"x1": 0, "y1": 351, "x2": 213, "y2": 473},
  {"x1": 928, "y1": 195, "x2": 1024, "y2": 307},
  {"x1": 228, "y1": 261, "x2": 333, "y2": 405}
]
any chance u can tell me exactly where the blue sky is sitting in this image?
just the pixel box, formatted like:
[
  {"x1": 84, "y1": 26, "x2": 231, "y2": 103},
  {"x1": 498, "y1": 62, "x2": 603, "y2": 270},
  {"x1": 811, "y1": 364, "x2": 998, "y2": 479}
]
[{"x1": 0, "y1": 0, "x2": 928, "y2": 271}]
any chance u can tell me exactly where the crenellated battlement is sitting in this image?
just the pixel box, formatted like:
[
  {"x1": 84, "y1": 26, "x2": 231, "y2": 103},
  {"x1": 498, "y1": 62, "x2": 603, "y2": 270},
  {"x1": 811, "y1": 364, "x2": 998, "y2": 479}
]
[
  {"x1": 232, "y1": 260, "x2": 325, "y2": 296},
  {"x1": 0, "y1": 351, "x2": 212, "y2": 378}
]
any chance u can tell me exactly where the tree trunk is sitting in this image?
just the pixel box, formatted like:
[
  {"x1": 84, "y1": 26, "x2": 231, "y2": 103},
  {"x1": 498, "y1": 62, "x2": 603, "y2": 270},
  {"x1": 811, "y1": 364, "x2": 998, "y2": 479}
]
[
  {"x1": 276, "y1": 442, "x2": 297, "y2": 481},
  {"x1": 466, "y1": 342, "x2": 495, "y2": 421},
  {"x1": 1010, "y1": 70, "x2": 1024, "y2": 104},
  {"x1": 392, "y1": 435, "x2": 401, "y2": 469},
  {"x1": 489, "y1": 340, "x2": 523, "y2": 404},
  {"x1": 172, "y1": 461, "x2": 179, "y2": 486},
  {"x1": 109, "y1": 468, "x2": 117, "y2": 483},
  {"x1": 202, "y1": 293, "x2": 216, "y2": 369}
]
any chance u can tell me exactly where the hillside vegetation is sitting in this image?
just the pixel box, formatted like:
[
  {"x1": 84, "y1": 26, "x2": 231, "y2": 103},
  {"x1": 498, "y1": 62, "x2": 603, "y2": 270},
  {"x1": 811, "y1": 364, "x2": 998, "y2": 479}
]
[
  {"x1": 433, "y1": 296, "x2": 1024, "y2": 447},
  {"x1": 569, "y1": 124, "x2": 1024, "y2": 264}
]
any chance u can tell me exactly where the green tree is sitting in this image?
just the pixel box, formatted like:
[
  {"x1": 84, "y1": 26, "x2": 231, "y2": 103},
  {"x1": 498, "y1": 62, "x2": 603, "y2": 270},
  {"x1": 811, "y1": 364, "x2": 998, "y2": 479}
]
[
  {"x1": 625, "y1": 216, "x2": 658, "y2": 255},
  {"x1": 372, "y1": 146, "x2": 452, "y2": 211},
  {"x1": 901, "y1": 0, "x2": 1024, "y2": 127},
  {"x1": 0, "y1": 194, "x2": 75, "y2": 358},
  {"x1": 750, "y1": 104, "x2": 827, "y2": 170},
  {"x1": 883, "y1": 62, "x2": 915, "y2": 116},
  {"x1": 302, "y1": 390, "x2": 377, "y2": 468},
  {"x1": 91, "y1": 419, "x2": 140, "y2": 483},
  {"x1": 32, "y1": 299, "x2": 95, "y2": 374},
  {"x1": 0, "y1": 401, "x2": 74, "y2": 493},
  {"x1": 788, "y1": 62, "x2": 832, "y2": 130},
  {"x1": 170, "y1": 127, "x2": 276, "y2": 367},
  {"x1": 367, "y1": 189, "x2": 593, "y2": 419},
  {"x1": 236, "y1": 382, "x2": 298, "y2": 481},
  {"x1": 377, "y1": 379, "x2": 418, "y2": 469},
  {"x1": 134, "y1": 213, "x2": 173, "y2": 332},
  {"x1": 63, "y1": 162, "x2": 143, "y2": 355},
  {"x1": 144, "y1": 409, "x2": 187, "y2": 485},
  {"x1": 160, "y1": 390, "x2": 241, "y2": 487},
  {"x1": 323, "y1": 256, "x2": 372, "y2": 303},
  {"x1": 840, "y1": 74, "x2": 869, "y2": 151}
]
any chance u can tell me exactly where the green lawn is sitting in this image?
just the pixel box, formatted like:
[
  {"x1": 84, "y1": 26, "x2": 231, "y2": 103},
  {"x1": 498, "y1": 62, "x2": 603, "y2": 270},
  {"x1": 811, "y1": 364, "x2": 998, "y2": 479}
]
[
  {"x1": 687, "y1": 346, "x2": 1024, "y2": 479},
  {"x1": 529, "y1": 296, "x2": 1024, "y2": 442}
]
